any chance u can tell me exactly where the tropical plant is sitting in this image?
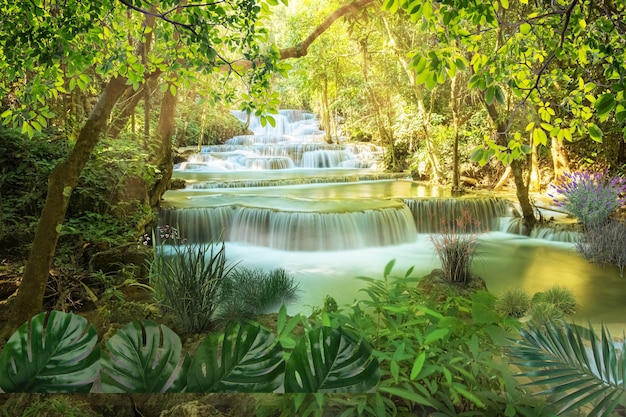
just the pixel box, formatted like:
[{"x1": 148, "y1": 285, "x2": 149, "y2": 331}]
[
  {"x1": 0, "y1": 311, "x2": 100, "y2": 393},
  {"x1": 550, "y1": 169, "x2": 626, "y2": 226},
  {"x1": 187, "y1": 321, "x2": 286, "y2": 393},
  {"x1": 150, "y1": 226, "x2": 234, "y2": 333},
  {"x1": 100, "y1": 320, "x2": 190, "y2": 393},
  {"x1": 311, "y1": 260, "x2": 550, "y2": 417},
  {"x1": 284, "y1": 326, "x2": 379, "y2": 393},
  {"x1": 219, "y1": 267, "x2": 300, "y2": 320},
  {"x1": 508, "y1": 320, "x2": 626, "y2": 417},
  {"x1": 0, "y1": 311, "x2": 379, "y2": 395}
]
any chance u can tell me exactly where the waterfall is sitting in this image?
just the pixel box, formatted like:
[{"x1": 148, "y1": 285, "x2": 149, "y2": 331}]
[
  {"x1": 403, "y1": 197, "x2": 514, "y2": 232},
  {"x1": 160, "y1": 207, "x2": 233, "y2": 243},
  {"x1": 229, "y1": 206, "x2": 417, "y2": 251},
  {"x1": 161, "y1": 204, "x2": 417, "y2": 251}
]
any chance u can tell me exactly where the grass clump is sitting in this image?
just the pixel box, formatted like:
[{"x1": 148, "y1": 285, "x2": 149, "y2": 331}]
[
  {"x1": 150, "y1": 226, "x2": 234, "y2": 333},
  {"x1": 495, "y1": 285, "x2": 577, "y2": 324},
  {"x1": 532, "y1": 286, "x2": 576, "y2": 315},
  {"x1": 219, "y1": 267, "x2": 299, "y2": 320},
  {"x1": 495, "y1": 288, "x2": 531, "y2": 318},
  {"x1": 430, "y1": 210, "x2": 482, "y2": 285}
]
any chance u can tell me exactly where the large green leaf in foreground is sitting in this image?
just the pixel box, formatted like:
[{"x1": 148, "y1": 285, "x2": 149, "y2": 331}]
[
  {"x1": 284, "y1": 326, "x2": 380, "y2": 393},
  {"x1": 100, "y1": 320, "x2": 190, "y2": 393},
  {"x1": 508, "y1": 321, "x2": 626, "y2": 417},
  {"x1": 187, "y1": 321, "x2": 285, "y2": 392},
  {"x1": 0, "y1": 311, "x2": 100, "y2": 392}
]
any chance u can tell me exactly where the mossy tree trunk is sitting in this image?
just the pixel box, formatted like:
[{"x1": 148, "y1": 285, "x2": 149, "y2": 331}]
[
  {"x1": 0, "y1": 76, "x2": 130, "y2": 342},
  {"x1": 149, "y1": 82, "x2": 177, "y2": 207}
]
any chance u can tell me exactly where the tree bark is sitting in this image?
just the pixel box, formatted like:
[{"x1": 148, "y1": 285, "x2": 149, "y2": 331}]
[
  {"x1": 483, "y1": 100, "x2": 536, "y2": 231},
  {"x1": 529, "y1": 142, "x2": 541, "y2": 192},
  {"x1": 0, "y1": 76, "x2": 130, "y2": 342},
  {"x1": 551, "y1": 136, "x2": 570, "y2": 179},
  {"x1": 450, "y1": 74, "x2": 462, "y2": 193},
  {"x1": 149, "y1": 83, "x2": 177, "y2": 207}
]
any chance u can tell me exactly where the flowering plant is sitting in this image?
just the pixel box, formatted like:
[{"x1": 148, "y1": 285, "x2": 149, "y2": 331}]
[
  {"x1": 550, "y1": 169, "x2": 626, "y2": 226},
  {"x1": 139, "y1": 224, "x2": 184, "y2": 246}
]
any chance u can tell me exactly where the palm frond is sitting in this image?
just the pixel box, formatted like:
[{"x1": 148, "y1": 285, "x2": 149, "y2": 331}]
[{"x1": 507, "y1": 320, "x2": 626, "y2": 417}]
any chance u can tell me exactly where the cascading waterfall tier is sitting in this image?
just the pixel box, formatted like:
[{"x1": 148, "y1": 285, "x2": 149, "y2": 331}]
[
  {"x1": 162, "y1": 108, "x2": 574, "y2": 254},
  {"x1": 403, "y1": 197, "x2": 515, "y2": 233},
  {"x1": 160, "y1": 200, "x2": 417, "y2": 251}
]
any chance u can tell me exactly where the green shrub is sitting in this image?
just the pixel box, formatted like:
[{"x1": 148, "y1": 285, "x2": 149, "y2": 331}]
[
  {"x1": 150, "y1": 226, "x2": 233, "y2": 333},
  {"x1": 294, "y1": 260, "x2": 550, "y2": 417},
  {"x1": 0, "y1": 128, "x2": 68, "y2": 243},
  {"x1": 495, "y1": 288, "x2": 531, "y2": 318},
  {"x1": 577, "y1": 218, "x2": 626, "y2": 277},
  {"x1": 532, "y1": 286, "x2": 577, "y2": 316},
  {"x1": 529, "y1": 302, "x2": 565, "y2": 325},
  {"x1": 219, "y1": 267, "x2": 299, "y2": 320}
]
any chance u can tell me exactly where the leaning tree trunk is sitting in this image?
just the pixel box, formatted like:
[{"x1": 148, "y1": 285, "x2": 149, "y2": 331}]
[
  {"x1": 149, "y1": 79, "x2": 178, "y2": 207},
  {"x1": 0, "y1": 76, "x2": 130, "y2": 342},
  {"x1": 483, "y1": 100, "x2": 536, "y2": 232}
]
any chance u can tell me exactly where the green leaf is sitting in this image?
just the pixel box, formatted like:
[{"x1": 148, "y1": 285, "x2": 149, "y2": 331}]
[
  {"x1": 494, "y1": 85, "x2": 506, "y2": 105},
  {"x1": 471, "y1": 303, "x2": 502, "y2": 324},
  {"x1": 383, "y1": 259, "x2": 396, "y2": 278},
  {"x1": 379, "y1": 386, "x2": 433, "y2": 407},
  {"x1": 284, "y1": 326, "x2": 380, "y2": 393},
  {"x1": 588, "y1": 123, "x2": 603, "y2": 142},
  {"x1": 424, "y1": 328, "x2": 449, "y2": 344},
  {"x1": 100, "y1": 320, "x2": 189, "y2": 393},
  {"x1": 519, "y1": 22, "x2": 531, "y2": 35},
  {"x1": 0, "y1": 311, "x2": 100, "y2": 393},
  {"x1": 485, "y1": 86, "x2": 496, "y2": 105},
  {"x1": 508, "y1": 321, "x2": 625, "y2": 417},
  {"x1": 594, "y1": 93, "x2": 616, "y2": 117},
  {"x1": 187, "y1": 322, "x2": 284, "y2": 392},
  {"x1": 533, "y1": 128, "x2": 548, "y2": 146},
  {"x1": 410, "y1": 352, "x2": 426, "y2": 380}
]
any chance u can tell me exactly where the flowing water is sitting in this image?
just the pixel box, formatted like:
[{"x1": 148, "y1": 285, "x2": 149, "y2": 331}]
[{"x1": 161, "y1": 110, "x2": 626, "y2": 329}]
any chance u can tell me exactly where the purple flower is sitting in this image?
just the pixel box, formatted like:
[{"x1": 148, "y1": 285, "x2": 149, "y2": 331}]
[{"x1": 553, "y1": 169, "x2": 626, "y2": 225}]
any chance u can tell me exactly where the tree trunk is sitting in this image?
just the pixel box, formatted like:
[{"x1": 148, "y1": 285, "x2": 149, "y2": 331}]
[
  {"x1": 0, "y1": 76, "x2": 130, "y2": 342},
  {"x1": 529, "y1": 142, "x2": 541, "y2": 192},
  {"x1": 450, "y1": 74, "x2": 462, "y2": 194},
  {"x1": 483, "y1": 100, "x2": 536, "y2": 231},
  {"x1": 149, "y1": 83, "x2": 177, "y2": 208},
  {"x1": 551, "y1": 136, "x2": 570, "y2": 179}
]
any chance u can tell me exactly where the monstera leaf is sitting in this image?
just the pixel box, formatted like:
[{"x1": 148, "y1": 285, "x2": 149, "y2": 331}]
[
  {"x1": 284, "y1": 326, "x2": 380, "y2": 393},
  {"x1": 100, "y1": 320, "x2": 190, "y2": 393},
  {"x1": 0, "y1": 311, "x2": 100, "y2": 393},
  {"x1": 187, "y1": 322, "x2": 285, "y2": 392}
]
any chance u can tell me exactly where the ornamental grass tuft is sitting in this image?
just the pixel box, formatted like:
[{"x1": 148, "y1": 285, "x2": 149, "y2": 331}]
[
  {"x1": 576, "y1": 218, "x2": 626, "y2": 277},
  {"x1": 218, "y1": 267, "x2": 299, "y2": 320},
  {"x1": 495, "y1": 288, "x2": 531, "y2": 318},
  {"x1": 430, "y1": 210, "x2": 482, "y2": 284},
  {"x1": 150, "y1": 225, "x2": 234, "y2": 333}
]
